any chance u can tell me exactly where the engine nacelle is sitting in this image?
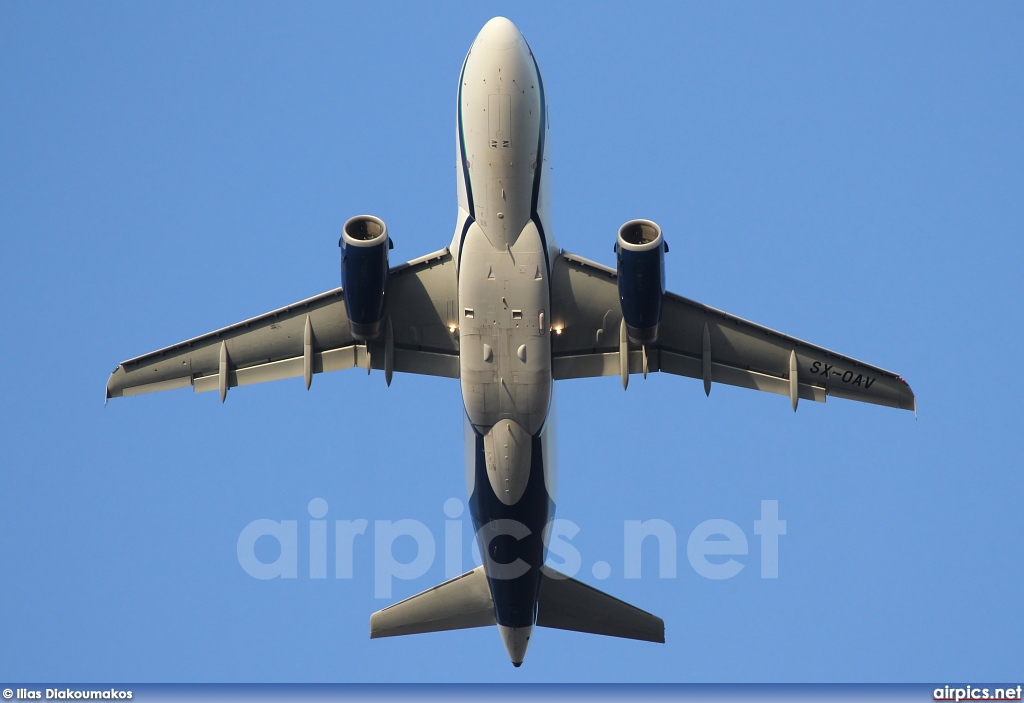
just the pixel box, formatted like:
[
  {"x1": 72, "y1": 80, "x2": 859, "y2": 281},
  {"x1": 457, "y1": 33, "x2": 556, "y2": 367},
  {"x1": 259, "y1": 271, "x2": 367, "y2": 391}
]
[
  {"x1": 615, "y1": 219, "x2": 667, "y2": 345},
  {"x1": 340, "y1": 215, "x2": 392, "y2": 340}
]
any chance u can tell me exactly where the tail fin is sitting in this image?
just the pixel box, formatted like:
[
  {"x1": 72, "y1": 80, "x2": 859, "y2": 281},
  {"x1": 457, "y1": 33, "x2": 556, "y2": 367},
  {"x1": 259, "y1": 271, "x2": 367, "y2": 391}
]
[
  {"x1": 536, "y1": 566, "x2": 665, "y2": 643},
  {"x1": 370, "y1": 566, "x2": 495, "y2": 638}
]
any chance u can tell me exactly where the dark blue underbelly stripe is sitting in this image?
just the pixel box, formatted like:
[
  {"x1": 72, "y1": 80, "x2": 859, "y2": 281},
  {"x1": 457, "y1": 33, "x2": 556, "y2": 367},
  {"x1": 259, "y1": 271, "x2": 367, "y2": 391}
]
[
  {"x1": 456, "y1": 214, "x2": 473, "y2": 273},
  {"x1": 526, "y1": 44, "x2": 550, "y2": 272},
  {"x1": 456, "y1": 50, "x2": 475, "y2": 277},
  {"x1": 457, "y1": 52, "x2": 474, "y2": 222},
  {"x1": 467, "y1": 424, "x2": 554, "y2": 629}
]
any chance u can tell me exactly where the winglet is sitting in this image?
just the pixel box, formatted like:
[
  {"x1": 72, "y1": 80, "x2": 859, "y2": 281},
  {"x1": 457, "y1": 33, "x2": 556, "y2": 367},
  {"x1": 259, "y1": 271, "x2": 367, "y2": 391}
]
[{"x1": 104, "y1": 367, "x2": 119, "y2": 406}]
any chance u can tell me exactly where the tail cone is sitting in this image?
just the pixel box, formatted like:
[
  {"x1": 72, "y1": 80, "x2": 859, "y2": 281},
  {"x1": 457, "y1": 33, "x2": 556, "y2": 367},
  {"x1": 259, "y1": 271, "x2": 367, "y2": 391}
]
[{"x1": 498, "y1": 625, "x2": 532, "y2": 667}]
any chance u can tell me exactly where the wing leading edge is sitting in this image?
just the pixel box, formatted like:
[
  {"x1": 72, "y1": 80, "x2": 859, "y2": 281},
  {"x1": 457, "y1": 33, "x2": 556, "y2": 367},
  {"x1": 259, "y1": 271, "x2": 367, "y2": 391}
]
[
  {"x1": 549, "y1": 251, "x2": 915, "y2": 412},
  {"x1": 106, "y1": 248, "x2": 460, "y2": 402}
]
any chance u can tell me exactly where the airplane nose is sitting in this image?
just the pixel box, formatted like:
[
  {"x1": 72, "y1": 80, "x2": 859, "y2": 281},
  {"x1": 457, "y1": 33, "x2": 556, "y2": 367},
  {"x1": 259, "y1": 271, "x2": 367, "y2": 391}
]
[{"x1": 475, "y1": 16, "x2": 523, "y2": 50}]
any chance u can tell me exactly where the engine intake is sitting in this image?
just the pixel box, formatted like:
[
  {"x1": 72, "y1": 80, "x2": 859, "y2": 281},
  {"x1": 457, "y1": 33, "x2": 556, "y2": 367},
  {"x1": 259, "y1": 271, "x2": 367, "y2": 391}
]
[
  {"x1": 340, "y1": 215, "x2": 392, "y2": 340},
  {"x1": 615, "y1": 219, "x2": 667, "y2": 345}
]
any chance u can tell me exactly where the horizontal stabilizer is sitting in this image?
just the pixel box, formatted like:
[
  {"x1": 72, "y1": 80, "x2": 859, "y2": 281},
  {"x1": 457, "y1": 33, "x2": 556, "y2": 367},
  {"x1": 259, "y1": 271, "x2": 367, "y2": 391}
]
[
  {"x1": 370, "y1": 566, "x2": 495, "y2": 638},
  {"x1": 536, "y1": 566, "x2": 665, "y2": 643}
]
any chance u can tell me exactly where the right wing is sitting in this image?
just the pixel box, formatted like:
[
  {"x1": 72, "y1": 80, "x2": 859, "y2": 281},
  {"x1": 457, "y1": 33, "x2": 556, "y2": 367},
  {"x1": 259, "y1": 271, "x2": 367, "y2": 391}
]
[
  {"x1": 550, "y1": 251, "x2": 915, "y2": 412},
  {"x1": 106, "y1": 248, "x2": 460, "y2": 402}
]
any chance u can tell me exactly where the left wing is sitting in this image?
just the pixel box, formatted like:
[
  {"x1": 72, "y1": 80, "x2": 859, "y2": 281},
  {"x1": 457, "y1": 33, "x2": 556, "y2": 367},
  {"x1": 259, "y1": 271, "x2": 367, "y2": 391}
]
[
  {"x1": 549, "y1": 251, "x2": 915, "y2": 412},
  {"x1": 106, "y1": 248, "x2": 459, "y2": 402}
]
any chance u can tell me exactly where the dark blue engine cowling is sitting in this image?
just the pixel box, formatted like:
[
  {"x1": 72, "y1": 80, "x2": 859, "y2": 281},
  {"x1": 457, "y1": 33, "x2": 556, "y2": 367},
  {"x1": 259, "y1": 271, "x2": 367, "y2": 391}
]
[
  {"x1": 615, "y1": 219, "x2": 667, "y2": 345},
  {"x1": 340, "y1": 215, "x2": 392, "y2": 340}
]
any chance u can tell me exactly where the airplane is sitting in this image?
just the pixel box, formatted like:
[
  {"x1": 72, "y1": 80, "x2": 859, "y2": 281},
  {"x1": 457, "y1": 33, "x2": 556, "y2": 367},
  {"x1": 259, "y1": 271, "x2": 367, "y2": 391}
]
[{"x1": 105, "y1": 17, "x2": 916, "y2": 667}]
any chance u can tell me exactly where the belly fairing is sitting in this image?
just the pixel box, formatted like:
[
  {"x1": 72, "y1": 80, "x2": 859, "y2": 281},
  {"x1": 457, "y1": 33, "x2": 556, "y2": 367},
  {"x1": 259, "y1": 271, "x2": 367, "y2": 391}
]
[{"x1": 458, "y1": 219, "x2": 551, "y2": 434}]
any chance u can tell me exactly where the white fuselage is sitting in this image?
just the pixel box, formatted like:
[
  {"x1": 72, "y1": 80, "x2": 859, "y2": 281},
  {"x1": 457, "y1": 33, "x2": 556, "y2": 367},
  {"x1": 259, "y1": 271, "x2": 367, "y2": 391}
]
[
  {"x1": 452, "y1": 17, "x2": 556, "y2": 436},
  {"x1": 449, "y1": 17, "x2": 558, "y2": 665}
]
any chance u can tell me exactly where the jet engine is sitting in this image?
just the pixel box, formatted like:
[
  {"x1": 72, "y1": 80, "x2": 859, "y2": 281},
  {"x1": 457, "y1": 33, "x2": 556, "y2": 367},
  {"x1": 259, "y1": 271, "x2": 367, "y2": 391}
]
[
  {"x1": 340, "y1": 214, "x2": 392, "y2": 340},
  {"x1": 615, "y1": 219, "x2": 668, "y2": 345}
]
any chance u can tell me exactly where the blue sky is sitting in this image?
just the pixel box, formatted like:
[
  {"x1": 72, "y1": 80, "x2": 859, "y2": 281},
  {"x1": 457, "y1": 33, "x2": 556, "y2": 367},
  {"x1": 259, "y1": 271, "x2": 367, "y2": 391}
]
[{"x1": 1, "y1": 1, "x2": 1022, "y2": 683}]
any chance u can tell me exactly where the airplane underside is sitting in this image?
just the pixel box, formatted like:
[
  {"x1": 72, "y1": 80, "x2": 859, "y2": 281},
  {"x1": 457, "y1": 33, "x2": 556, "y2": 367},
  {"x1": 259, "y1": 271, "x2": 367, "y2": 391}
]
[{"x1": 105, "y1": 16, "x2": 915, "y2": 668}]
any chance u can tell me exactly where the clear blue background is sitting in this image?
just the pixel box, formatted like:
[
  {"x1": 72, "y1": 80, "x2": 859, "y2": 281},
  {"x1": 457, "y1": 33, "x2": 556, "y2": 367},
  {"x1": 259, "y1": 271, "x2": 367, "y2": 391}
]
[{"x1": 2, "y1": 1, "x2": 1021, "y2": 683}]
